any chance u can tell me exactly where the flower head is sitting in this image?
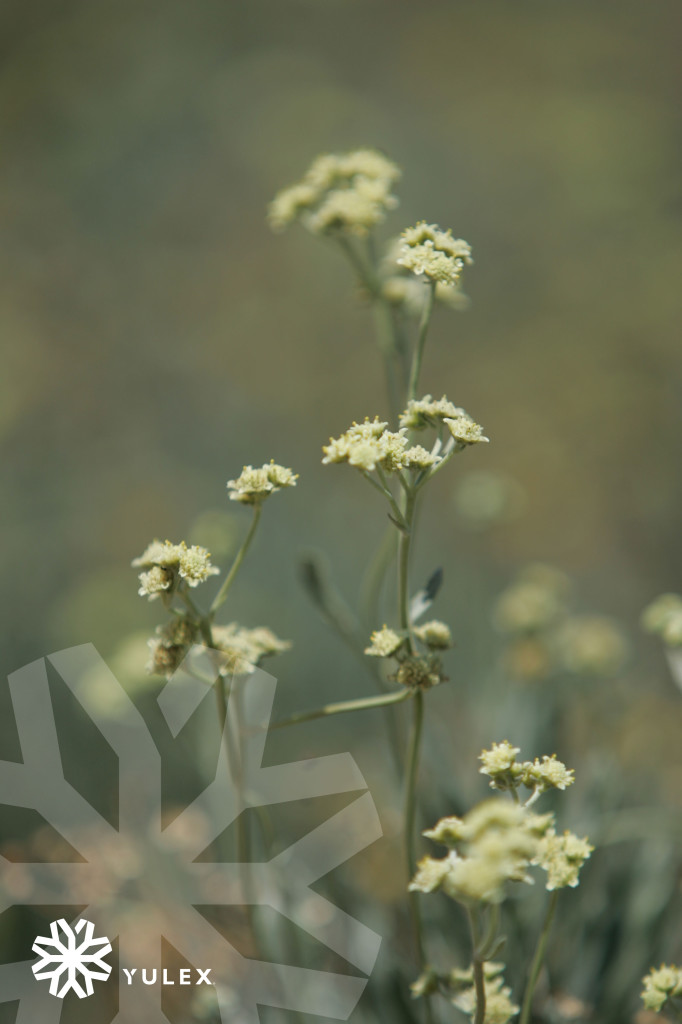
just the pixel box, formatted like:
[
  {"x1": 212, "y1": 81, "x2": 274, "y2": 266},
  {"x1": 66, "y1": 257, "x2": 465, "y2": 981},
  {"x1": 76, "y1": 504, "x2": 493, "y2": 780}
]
[
  {"x1": 479, "y1": 741, "x2": 522, "y2": 791},
  {"x1": 494, "y1": 565, "x2": 570, "y2": 634},
  {"x1": 414, "y1": 620, "x2": 453, "y2": 650},
  {"x1": 227, "y1": 462, "x2": 298, "y2": 504},
  {"x1": 398, "y1": 222, "x2": 472, "y2": 286},
  {"x1": 533, "y1": 829, "x2": 593, "y2": 890},
  {"x1": 269, "y1": 149, "x2": 400, "y2": 236},
  {"x1": 422, "y1": 816, "x2": 467, "y2": 847},
  {"x1": 414, "y1": 798, "x2": 552, "y2": 906},
  {"x1": 401, "y1": 445, "x2": 442, "y2": 470},
  {"x1": 322, "y1": 419, "x2": 410, "y2": 474},
  {"x1": 444, "y1": 414, "x2": 489, "y2": 447},
  {"x1": 212, "y1": 623, "x2": 291, "y2": 676},
  {"x1": 641, "y1": 965, "x2": 682, "y2": 1013},
  {"x1": 452, "y1": 972, "x2": 519, "y2": 1024},
  {"x1": 365, "y1": 626, "x2": 405, "y2": 658},
  {"x1": 556, "y1": 616, "x2": 628, "y2": 675},
  {"x1": 520, "y1": 755, "x2": 575, "y2": 794},
  {"x1": 400, "y1": 395, "x2": 467, "y2": 431},
  {"x1": 133, "y1": 540, "x2": 219, "y2": 599}
]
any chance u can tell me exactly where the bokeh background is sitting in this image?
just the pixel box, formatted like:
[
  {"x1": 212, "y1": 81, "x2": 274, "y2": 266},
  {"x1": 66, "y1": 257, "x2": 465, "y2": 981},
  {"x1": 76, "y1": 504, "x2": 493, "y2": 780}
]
[{"x1": 1, "y1": 1, "x2": 682, "y2": 1022}]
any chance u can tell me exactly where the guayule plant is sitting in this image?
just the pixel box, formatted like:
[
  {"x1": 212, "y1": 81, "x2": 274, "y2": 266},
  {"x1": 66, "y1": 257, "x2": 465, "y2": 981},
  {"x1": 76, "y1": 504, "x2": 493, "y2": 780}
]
[{"x1": 133, "y1": 150, "x2": 595, "y2": 1024}]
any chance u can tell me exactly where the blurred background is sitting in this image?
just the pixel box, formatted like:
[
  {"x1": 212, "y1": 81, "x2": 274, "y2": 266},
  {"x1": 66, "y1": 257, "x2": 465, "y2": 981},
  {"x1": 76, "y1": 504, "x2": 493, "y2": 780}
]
[{"x1": 1, "y1": 0, "x2": 682, "y2": 1022}]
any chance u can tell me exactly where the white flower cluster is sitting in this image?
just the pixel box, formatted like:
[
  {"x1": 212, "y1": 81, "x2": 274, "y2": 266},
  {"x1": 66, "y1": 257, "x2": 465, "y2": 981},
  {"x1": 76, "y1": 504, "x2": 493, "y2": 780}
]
[
  {"x1": 410, "y1": 799, "x2": 552, "y2": 905},
  {"x1": 398, "y1": 222, "x2": 473, "y2": 286},
  {"x1": 132, "y1": 540, "x2": 219, "y2": 600},
  {"x1": 479, "y1": 741, "x2": 575, "y2": 796},
  {"x1": 212, "y1": 623, "x2": 291, "y2": 676},
  {"x1": 400, "y1": 395, "x2": 489, "y2": 446},
  {"x1": 269, "y1": 149, "x2": 401, "y2": 237},
  {"x1": 322, "y1": 417, "x2": 442, "y2": 474},
  {"x1": 227, "y1": 462, "x2": 298, "y2": 504}
]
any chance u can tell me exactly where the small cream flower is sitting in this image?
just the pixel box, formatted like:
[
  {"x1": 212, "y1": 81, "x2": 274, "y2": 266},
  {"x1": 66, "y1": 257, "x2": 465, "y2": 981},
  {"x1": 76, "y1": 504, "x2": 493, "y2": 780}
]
[
  {"x1": 398, "y1": 222, "x2": 473, "y2": 286},
  {"x1": 400, "y1": 395, "x2": 467, "y2": 431},
  {"x1": 322, "y1": 419, "x2": 409, "y2": 474},
  {"x1": 414, "y1": 620, "x2": 453, "y2": 649},
  {"x1": 227, "y1": 461, "x2": 298, "y2": 504},
  {"x1": 269, "y1": 149, "x2": 400, "y2": 236},
  {"x1": 133, "y1": 540, "x2": 219, "y2": 599},
  {"x1": 423, "y1": 816, "x2": 466, "y2": 847},
  {"x1": 444, "y1": 414, "x2": 489, "y2": 446},
  {"x1": 641, "y1": 965, "x2": 682, "y2": 1013},
  {"x1": 479, "y1": 740, "x2": 521, "y2": 779},
  {"x1": 452, "y1": 974, "x2": 519, "y2": 1024},
  {"x1": 520, "y1": 755, "x2": 575, "y2": 793},
  {"x1": 409, "y1": 854, "x2": 454, "y2": 894},
  {"x1": 533, "y1": 829, "x2": 593, "y2": 890},
  {"x1": 138, "y1": 565, "x2": 174, "y2": 599},
  {"x1": 365, "y1": 626, "x2": 405, "y2": 658},
  {"x1": 212, "y1": 623, "x2": 291, "y2": 676},
  {"x1": 416, "y1": 799, "x2": 551, "y2": 906},
  {"x1": 556, "y1": 616, "x2": 628, "y2": 675},
  {"x1": 493, "y1": 566, "x2": 569, "y2": 634},
  {"x1": 401, "y1": 445, "x2": 442, "y2": 470}
]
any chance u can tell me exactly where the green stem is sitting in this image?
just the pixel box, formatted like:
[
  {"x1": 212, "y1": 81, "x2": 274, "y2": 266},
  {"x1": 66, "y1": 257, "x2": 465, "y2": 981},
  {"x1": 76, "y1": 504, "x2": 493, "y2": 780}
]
[
  {"x1": 405, "y1": 690, "x2": 434, "y2": 1024},
  {"x1": 210, "y1": 504, "x2": 262, "y2": 616},
  {"x1": 408, "y1": 280, "x2": 437, "y2": 402},
  {"x1": 519, "y1": 890, "x2": 559, "y2": 1024},
  {"x1": 233, "y1": 677, "x2": 257, "y2": 942},
  {"x1": 271, "y1": 687, "x2": 413, "y2": 731},
  {"x1": 398, "y1": 490, "x2": 417, "y2": 647},
  {"x1": 467, "y1": 907, "x2": 487, "y2": 1024}
]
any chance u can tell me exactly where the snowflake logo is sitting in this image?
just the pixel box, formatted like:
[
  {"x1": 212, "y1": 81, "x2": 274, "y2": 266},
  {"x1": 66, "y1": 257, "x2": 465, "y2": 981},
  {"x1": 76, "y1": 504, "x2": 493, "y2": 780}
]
[
  {"x1": 32, "y1": 919, "x2": 112, "y2": 999},
  {"x1": 0, "y1": 644, "x2": 382, "y2": 1023}
]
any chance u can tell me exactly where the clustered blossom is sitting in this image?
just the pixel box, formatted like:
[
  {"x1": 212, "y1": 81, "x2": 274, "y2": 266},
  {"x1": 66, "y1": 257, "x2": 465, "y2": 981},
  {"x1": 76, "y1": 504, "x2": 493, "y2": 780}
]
[
  {"x1": 410, "y1": 799, "x2": 552, "y2": 905},
  {"x1": 322, "y1": 418, "x2": 438, "y2": 474},
  {"x1": 555, "y1": 616, "x2": 629, "y2": 675},
  {"x1": 401, "y1": 395, "x2": 489, "y2": 447},
  {"x1": 227, "y1": 462, "x2": 298, "y2": 504},
  {"x1": 268, "y1": 149, "x2": 401, "y2": 237},
  {"x1": 451, "y1": 968, "x2": 519, "y2": 1024},
  {"x1": 641, "y1": 964, "x2": 682, "y2": 1013},
  {"x1": 365, "y1": 626, "x2": 405, "y2": 658},
  {"x1": 414, "y1": 620, "x2": 453, "y2": 649},
  {"x1": 479, "y1": 741, "x2": 575, "y2": 798},
  {"x1": 398, "y1": 222, "x2": 473, "y2": 286},
  {"x1": 133, "y1": 540, "x2": 219, "y2": 600},
  {"x1": 381, "y1": 237, "x2": 469, "y2": 314},
  {"x1": 400, "y1": 394, "x2": 470, "y2": 430},
  {"x1": 533, "y1": 829, "x2": 593, "y2": 891},
  {"x1": 520, "y1": 756, "x2": 575, "y2": 793},
  {"x1": 493, "y1": 565, "x2": 569, "y2": 634},
  {"x1": 444, "y1": 415, "x2": 489, "y2": 447},
  {"x1": 494, "y1": 564, "x2": 629, "y2": 682},
  {"x1": 642, "y1": 593, "x2": 682, "y2": 648},
  {"x1": 212, "y1": 623, "x2": 291, "y2": 676}
]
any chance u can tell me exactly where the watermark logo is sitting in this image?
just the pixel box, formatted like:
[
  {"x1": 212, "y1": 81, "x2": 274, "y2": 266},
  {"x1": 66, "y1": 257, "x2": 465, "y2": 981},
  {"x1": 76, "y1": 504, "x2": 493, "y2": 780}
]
[
  {"x1": 0, "y1": 644, "x2": 382, "y2": 1023},
  {"x1": 32, "y1": 919, "x2": 112, "y2": 999}
]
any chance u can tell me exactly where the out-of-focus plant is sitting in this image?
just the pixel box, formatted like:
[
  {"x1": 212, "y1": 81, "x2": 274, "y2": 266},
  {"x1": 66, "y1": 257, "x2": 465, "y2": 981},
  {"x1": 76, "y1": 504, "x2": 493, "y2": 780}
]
[{"x1": 494, "y1": 564, "x2": 628, "y2": 685}]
